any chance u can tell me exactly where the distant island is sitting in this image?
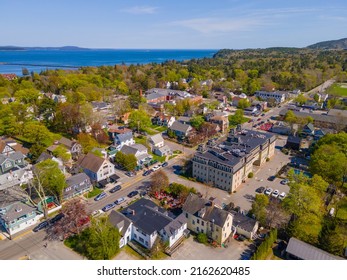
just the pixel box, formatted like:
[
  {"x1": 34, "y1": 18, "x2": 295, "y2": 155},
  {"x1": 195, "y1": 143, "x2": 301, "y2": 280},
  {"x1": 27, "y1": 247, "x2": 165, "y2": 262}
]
[
  {"x1": 0, "y1": 46, "x2": 90, "y2": 51},
  {"x1": 307, "y1": 37, "x2": 347, "y2": 50}
]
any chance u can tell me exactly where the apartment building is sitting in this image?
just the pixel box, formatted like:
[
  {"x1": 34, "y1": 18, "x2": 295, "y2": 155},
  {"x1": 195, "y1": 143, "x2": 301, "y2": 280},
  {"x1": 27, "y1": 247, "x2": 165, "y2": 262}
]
[{"x1": 192, "y1": 126, "x2": 276, "y2": 192}]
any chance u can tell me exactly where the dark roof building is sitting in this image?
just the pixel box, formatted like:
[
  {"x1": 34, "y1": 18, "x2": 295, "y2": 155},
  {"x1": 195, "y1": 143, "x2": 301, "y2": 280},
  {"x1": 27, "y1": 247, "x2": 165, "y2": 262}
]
[
  {"x1": 286, "y1": 237, "x2": 344, "y2": 260},
  {"x1": 192, "y1": 126, "x2": 276, "y2": 192}
]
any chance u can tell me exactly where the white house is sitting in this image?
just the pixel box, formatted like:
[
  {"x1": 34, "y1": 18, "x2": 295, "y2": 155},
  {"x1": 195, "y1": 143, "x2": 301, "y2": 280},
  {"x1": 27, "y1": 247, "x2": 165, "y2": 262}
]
[
  {"x1": 109, "y1": 210, "x2": 133, "y2": 248},
  {"x1": 113, "y1": 199, "x2": 187, "y2": 249},
  {"x1": 77, "y1": 152, "x2": 115, "y2": 183},
  {"x1": 255, "y1": 91, "x2": 286, "y2": 104},
  {"x1": 120, "y1": 144, "x2": 151, "y2": 165},
  {"x1": 149, "y1": 134, "x2": 165, "y2": 149},
  {"x1": 114, "y1": 132, "x2": 135, "y2": 150}
]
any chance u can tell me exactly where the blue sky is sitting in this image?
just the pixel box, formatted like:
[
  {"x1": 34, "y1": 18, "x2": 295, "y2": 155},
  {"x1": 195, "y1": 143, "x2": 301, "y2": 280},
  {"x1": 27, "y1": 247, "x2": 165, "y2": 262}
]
[{"x1": 1, "y1": 0, "x2": 346, "y2": 49}]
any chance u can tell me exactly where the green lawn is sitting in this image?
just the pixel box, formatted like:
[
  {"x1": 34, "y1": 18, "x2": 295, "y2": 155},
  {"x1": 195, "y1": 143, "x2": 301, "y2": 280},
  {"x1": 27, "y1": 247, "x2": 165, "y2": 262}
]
[
  {"x1": 85, "y1": 187, "x2": 103, "y2": 198},
  {"x1": 134, "y1": 136, "x2": 148, "y2": 147},
  {"x1": 151, "y1": 153, "x2": 166, "y2": 163},
  {"x1": 327, "y1": 83, "x2": 347, "y2": 97},
  {"x1": 336, "y1": 197, "x2": 347, "y2": 220},
  {"x1": 168, "y1": 154, "x2": 177, "y2": 160}
]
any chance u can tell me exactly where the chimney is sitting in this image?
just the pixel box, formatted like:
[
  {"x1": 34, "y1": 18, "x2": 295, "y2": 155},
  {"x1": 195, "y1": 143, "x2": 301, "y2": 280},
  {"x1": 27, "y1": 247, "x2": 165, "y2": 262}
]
[{"x1": 132, "y1": 210, "x2": 135, "y2": 215}]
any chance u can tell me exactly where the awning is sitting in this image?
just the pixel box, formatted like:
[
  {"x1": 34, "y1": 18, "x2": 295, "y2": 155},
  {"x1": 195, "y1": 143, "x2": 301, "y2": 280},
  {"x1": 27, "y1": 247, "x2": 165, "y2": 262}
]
[
  {"x1": 109, "y1": 174, "x2": 120, "y2": 182},
  {"x1": 98, "y1": 179, "x2": 109, "y2": 188}
]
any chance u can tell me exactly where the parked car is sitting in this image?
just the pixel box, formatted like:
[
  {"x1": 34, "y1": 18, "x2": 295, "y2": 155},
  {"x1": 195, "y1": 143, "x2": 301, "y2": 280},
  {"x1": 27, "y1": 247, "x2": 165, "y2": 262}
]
[
  {"x1": 236, "y1": 235, "x2": 247, "y2": 241},
  {"x1": 94, "y1": 192, "x2": 107, "y2": 201},
  {"x1": 264, "y1": 187, "x2": 273, "y2": 195},
  {"x1": 152, "y1": 165, "x2": 161, "y2": 171},
  {"x1": 128, "y1": 190, "x2": 139, "y2": 198},
  {"x1": 91, "y1": 209, "x2": 103, "y2": 217},
  {"x1": 115, "y1": 197, "x2": 127, "y2": 205},
  {"x1": 143, "y1": 170, "x2": 152, "y2": 176},
  {"x1": 279, "y1": 192, "x2": 286, "y2": 200},
  {"x1": 255, "y1": 186, "x2": 265, "y2": 193},
  {"x1": 257, "y1": 118, "x2": 261, "y2": 121},
  {"x1": 161, "y1": 162, "x2": 168, "y2": 167},
  {"x1": 102, "y1": 203, "x2": 116, "y2": 212},
  {"x1": 267, "y1": 175, "x2": 276, "y2": 181},
  {"x1": 261, "y1": 113, "x2": 265, "y2": 116},
  {"x1": 33, "y1": 221, "x2": 49, "y2": 232},
  {"x1": 50, "y1": 213, "x2": 64, "y2": 224},
  {"x1": 109, "y1": 185, "x2": 122, "y2": 193},
  {"x1": 125, "y1": 171, "x2": 136, "y2": 177},
  {"x1": 280, "y1": 179, "x2": 289, "y2": 185},
  {"x1": 271, "y1": 189, "x2": 280, "y2": 198}
]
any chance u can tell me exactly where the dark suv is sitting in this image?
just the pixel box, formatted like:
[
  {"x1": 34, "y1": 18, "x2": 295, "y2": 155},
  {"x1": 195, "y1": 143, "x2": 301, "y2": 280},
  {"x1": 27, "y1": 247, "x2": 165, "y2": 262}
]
[
  {"x1": 109, "y1": 185, "x2": 122, "y2": 193},
  {"x1": 127, "y1": 191, "x2": 139, "y2": 198},
  {"x1": 33, "y1": 221, "x2": 49, "y2": 232},
  {"x1": 50, "y1": 213, "x2": 64, "y2": 224}
]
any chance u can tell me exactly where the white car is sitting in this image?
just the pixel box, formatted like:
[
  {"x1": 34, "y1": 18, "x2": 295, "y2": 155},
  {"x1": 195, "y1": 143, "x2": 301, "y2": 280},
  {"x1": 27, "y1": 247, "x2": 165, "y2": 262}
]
[
  {"x1": 152, "y1": 165, "x2": 161, "y2": 171},
  {"x1": 279, "y1": 192, "x2": 286, "y2": 200},
  {"x1": 91, "y1": 209, "x2": 103, "y2": 217},
  {"x1": 271, "y1": 190, "x2": 280, "y2": 198},
  {"x1": 264, "y1": 188, "x2": 273, "y2": 195}
]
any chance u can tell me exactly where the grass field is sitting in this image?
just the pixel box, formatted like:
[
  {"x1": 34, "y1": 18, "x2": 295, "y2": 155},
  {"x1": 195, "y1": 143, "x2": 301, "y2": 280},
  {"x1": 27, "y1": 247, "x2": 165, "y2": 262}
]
[
  {"x1": 326, "y1": 83, "x2": 347, "y2": 97},
  {"x1": 84, "y1": 187, "x2": 103, "y2": 198}
]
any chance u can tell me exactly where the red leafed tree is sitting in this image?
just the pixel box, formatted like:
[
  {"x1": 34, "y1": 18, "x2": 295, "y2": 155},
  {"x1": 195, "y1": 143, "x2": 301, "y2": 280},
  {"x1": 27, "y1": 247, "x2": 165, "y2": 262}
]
[{"x1": 47, "y1": 198, "x2": 90, "y2": 240}]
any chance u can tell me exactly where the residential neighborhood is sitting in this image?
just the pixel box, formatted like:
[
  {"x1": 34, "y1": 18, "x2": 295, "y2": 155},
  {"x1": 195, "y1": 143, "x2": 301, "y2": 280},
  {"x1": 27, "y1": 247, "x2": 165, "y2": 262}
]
[{"x1": 1, "y1": 46, "x2": 347, "y2": 262}]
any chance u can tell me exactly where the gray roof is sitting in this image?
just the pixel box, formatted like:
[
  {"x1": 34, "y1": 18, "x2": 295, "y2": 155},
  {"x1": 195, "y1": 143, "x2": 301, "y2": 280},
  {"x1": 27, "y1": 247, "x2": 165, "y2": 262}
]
[
  {"x1": 230, "y1": 211, "x2": 258, "y2": 232},
  {"x1": 66, "y1": 173, "x2": 90, "y2": 188},
  {"x1": 304, "y1": 123, "x2": 315, "y2": 132},
  {"x1": 146, "y1": 92, "x2": 166, "y2": 101},
  {"x1": 0, "y1": 201, "x2": 36, "y2": 223},
  {"x1": 8, "y1": 151, "x2": 25, "y2": 161},
  {"x1": 163, "y1": 213, "x2": 187, "y2": 237},
  {"x1": 37, "y1": 152, "x2": 53, "y2": 163},
  {"x1": 116, "y1": 132, "x2": 133, "y2": 144},
  {"x1": 58, "y1": 137, "x2": 73, "y2": 149},
  {"x1": 77, "y1": 153, "x2": 106, "y2": 173},
  {"x1": 183, "y1": 193, "x2": 228, "y2": 227},
  {"x1": 149, "y1": 134, "x2": 164, "y2": 145},
  {"x1": 286, "y1": 237, "x2": 344, "y2": 260},
  {"x1": 195, "y1": 129, "x2": 275, "y2": 169},
  {"x1": 120, "y1": 145, "x2": 138, "y2": 155},
  {"x1": 327, "y1": 109, "x2": 347, "y2": 118},
  {"x1": 122, "y1": 198, "x2": 174, "y2": 235},
  {"x1": 157, "y1": 145, "x2": 171, "y2": 153},
  {"x1": 177, "y1": 116, "x2": 191, "y2": 124},
  {"x1": 132, "y1": 144, "x2": 147, "y2": 152},
  {"x1": 182, "y1": 193, "x2": 209, "y2": 215},
  {"x1": 170, "y1": 121, "x2": 192, "y2": 134},
  {"x1": 109, "y1": 210, "x2": 132, "y2": 237},
  {"x1": 279, "y1": 109, "x2": 347, "y2": 125}
]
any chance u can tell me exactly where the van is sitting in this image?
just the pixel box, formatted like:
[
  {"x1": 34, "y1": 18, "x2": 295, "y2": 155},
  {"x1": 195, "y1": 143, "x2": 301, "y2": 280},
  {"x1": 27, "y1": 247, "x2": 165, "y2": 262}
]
[{"x1": 115, "y1": 197, "x2": 127, "y2": 205}]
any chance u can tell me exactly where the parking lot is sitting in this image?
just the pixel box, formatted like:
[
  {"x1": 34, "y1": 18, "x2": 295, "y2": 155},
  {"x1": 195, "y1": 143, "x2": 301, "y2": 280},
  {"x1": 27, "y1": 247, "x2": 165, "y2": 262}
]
[{"x1": 170, "y1": 235, "x2": 252, "y2": 260}]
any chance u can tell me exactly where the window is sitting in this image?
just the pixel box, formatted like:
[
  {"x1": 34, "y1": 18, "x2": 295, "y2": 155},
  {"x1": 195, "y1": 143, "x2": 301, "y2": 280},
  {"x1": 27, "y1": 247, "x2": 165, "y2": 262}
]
[
  {"x1": 134, "y1": 234, "x2": 137, "y2": 238},
  {"x1": 197, "y1": 219, "x2": 200, "y2": 224},
  {"x1": 139, "y1": 237, "x2": 144, "y2": 243},
  {"x1": 4, "y1": 161, "x2": 12, "y2": 169},
  {"x1": 192, "y1": 220, "x2": 195, "y2": 225},
  {"x1": 185, "y1": 213, "x2": 188, "y2": 218},
  {"x1": 201, "y1": 221, "x2": 204, "y2": 226}
]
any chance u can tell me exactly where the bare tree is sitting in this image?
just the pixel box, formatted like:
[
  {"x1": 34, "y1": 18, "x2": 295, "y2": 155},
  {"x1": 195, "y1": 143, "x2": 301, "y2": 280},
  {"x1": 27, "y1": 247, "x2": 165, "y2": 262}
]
[
  {"x1": 266, "y1": 199, "x2": 290, "y2": 229},
  {"x1": 47, "y1": 198, "x2": 89, "y2": 240},
  {"x1": 149, "y1": 170, "x2": 169, "y2": 195}
]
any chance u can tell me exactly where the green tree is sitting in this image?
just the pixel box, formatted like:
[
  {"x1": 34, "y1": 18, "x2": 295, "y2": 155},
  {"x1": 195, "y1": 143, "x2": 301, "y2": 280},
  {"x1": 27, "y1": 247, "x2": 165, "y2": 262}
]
[
  {"x1": 237, "y1": 98, "x2": 251, "y2": 109},
  {"x1": 197, "y1": 233, "x2": 208, "y2": 244},
  {"x1": 294, "y1": 94, "x2": 307, "y2": 106},
  {"x1": 228, "y1": 109, "x2": 246, "y2": 127},
  {"x1": 310, "y1": 143, "x2": 347, "y2": 189},
  {"x1": 77, "y1": 133, "x2": 99, "y2": 153},
  {"x1": 23, "y1": 122, "x2": 53, "y2": 146},
  {"x1": 86, "y1": 216, "x2": 120, "y2": 260},
  {"x1": 318, "y1": 220, "x2": 345, "y2": 256},
  {"x1": 128, "y1": 109, "x2": 151, "y2": 132},
  {"x1": 190, "y1": 115, "x2": 205, "y2": 130},
  {"x1": 52, "y1": 145, "x2": 71, "y2": 164},
  {"x1": 35, "y1": 159, "x2": 67, "y2": 202},
  {"x1": 115, "y1": 151, "x2": 137, "y2": 171},
  {"x1": 250, "y1": 194, "x2": 269, "y2": 226}
]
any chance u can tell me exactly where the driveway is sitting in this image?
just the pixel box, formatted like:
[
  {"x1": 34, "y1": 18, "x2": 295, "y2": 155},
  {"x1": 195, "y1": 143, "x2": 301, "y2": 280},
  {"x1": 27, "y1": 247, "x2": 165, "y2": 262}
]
[{"x1": 170, "y1": 235, "x2": 251, "y2": 260}]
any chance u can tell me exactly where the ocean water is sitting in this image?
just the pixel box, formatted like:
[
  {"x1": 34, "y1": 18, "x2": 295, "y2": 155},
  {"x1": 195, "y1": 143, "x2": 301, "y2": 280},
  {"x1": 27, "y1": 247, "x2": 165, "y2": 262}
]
[{"x1": 0, "y1": 49, "x2": 216, "y2": 75}]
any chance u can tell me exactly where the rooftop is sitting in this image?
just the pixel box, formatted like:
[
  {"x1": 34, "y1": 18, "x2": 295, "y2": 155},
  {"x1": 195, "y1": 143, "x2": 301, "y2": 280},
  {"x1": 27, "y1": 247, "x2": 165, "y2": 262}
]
[
  {"x1": 77, "y1": 153, "x2": 106, "y2": 173},
  {"x1": 121, "y1": 198, "x2": 176, "y2": 235},
  {"x1": 286, "y1": 237, "x2": 344, "y2": 260}
]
